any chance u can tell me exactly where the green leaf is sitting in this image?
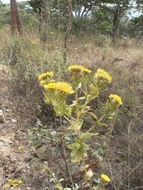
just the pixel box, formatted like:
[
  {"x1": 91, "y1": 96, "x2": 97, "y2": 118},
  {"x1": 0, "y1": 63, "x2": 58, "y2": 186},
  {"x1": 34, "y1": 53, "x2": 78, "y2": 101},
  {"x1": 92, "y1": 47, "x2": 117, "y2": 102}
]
[
  {"x1": 89, "y1": 84, "x2": 99, "y2": 97},
  {"x1": 67, "y1": 143, "x2": 81, "y2": 150},
  {"x1": 88, "y1": 112, "x2": 98, "y2": 120},
  {"x1": 71, "y1": 146, "x2": 85, "y2": 163},
  {"x1": 77, "y1": 82, "x2": 82, "y2": 89},
  {"x1": 68, "y1": 139, "x2": 87, "y2": 163},
  {"x1": 44, "y1": 95, "x2": 52, "y2": 104},
  {"x1": 96, "y1": 122, "x2": 108, "y2": 127},
  {"x1": 68, "y1": 119, "x2": 83, "y2": 131},
  {"x1": 81, "y1": 133, "x2": 98, "y2": 142},
  {"x1": 53, "y1": 101, "x2": 68, "y2": 116},
  {"x1": 78, "y1": 96, "x2": 86, "y2": 100},
  {"x1": 70, "y1": 100, "x2": 77, "y2": 107}
]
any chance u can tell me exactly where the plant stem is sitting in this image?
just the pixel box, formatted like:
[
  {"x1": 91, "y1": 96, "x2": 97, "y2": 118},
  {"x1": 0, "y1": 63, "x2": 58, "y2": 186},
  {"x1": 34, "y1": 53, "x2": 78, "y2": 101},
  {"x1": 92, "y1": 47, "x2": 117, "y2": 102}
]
[
  {"x1": 59, "y1": 117, "x2": 74, "y2": 188},
  {"x1": 60, "y1": 137, "x2": 74, "y2": 188},
  {"x1": 87, "y1": 114, "x2": 106, "y2": 133},
  {"x1": 109, "y1": 109, "x2": 118, "y2": 135}
]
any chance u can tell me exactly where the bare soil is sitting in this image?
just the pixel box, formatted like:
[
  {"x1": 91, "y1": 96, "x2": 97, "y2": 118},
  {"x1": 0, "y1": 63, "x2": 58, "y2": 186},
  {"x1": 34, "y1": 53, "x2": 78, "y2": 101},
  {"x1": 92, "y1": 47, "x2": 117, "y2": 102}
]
[{"x1": 0, "y1": 65, "x2": 33, "y2": 190}]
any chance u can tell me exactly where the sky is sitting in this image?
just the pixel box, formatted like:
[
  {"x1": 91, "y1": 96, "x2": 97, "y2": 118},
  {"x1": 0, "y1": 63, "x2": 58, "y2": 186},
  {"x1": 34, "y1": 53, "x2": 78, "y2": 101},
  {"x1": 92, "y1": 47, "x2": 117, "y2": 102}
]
[
  {"x1": 1, "y1": 0, "x2": 141, "y2": 18},
  {"x1": 1, "y1": 0, "x2": 26, "y2": 3}
]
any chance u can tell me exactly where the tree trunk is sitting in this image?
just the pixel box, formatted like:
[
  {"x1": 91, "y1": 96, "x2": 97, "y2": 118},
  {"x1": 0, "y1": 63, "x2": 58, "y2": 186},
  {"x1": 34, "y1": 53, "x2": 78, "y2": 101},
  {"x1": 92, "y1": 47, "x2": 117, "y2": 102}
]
[
  {"x1": 112, "y1": 6, "x2": 120, "y2": 40},
  {"x1": 41, "y1": 0, "x2": 49, "y2": 49},
  {"x1": 63, "y1": 0, "x2": 73, "y2": 64},
  {"x1": 16, "y1": 7, "x2": 22, "y2": 35},
  {"x1": 10, "y1": 0, "x2": 22, "y2": 35},
  {"x1": 112, "y1": 0, "x2": 125, "y2": 41}
]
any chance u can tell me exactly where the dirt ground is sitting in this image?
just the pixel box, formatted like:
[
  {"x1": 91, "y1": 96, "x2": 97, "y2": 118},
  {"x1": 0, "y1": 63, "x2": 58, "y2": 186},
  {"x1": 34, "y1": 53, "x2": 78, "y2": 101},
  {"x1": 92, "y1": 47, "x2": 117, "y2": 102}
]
[{"x1": 0, "y1": 65, "x2": 33, "y2": 190}]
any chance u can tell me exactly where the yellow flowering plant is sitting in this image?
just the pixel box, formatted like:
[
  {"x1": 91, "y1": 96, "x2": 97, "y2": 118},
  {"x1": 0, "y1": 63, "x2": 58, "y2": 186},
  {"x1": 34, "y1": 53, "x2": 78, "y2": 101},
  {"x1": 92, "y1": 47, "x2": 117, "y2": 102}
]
[
  {"x1": 3, "y1": 179, "x2": 23, "y2": 189},
  {"x1": 39, "y1": 72, "x2": 55, "y2": 87},
  {"x1": 68, "y1": 65, "x2": 92, "y2": 87},
  {"x1": 38, "y1": 66, "x2": 122, "y2": 189},
  {"x1": 93, "y1": 174, "x2": 111, "y2": 190}
]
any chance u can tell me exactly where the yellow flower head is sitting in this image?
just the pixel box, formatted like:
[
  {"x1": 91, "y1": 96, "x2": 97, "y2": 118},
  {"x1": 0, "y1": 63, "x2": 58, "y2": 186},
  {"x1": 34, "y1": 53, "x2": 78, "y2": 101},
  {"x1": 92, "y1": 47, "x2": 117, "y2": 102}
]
[
  {"x1": 38, "y1": 72, "x2": 54, "y2": 81},
  {"x1": 68, "y1": 65, "x2": 92, "y2": 81},
  {"x1": 18, "y1": 146, "x2": 24, "y2": 150},
  {"x1": 83, "y1": 68, "x2": 92, "y2": 74},
  {"x1": 8, "y1": 179, "x2": 17, "y2": 183},
  {"x1": 17, "y1": 180, "x2": 23, "y2": 184},
  {"x1": 44, "y1": 82, "x2": 74, "y2": 94},
  {"x1": 31, "y1": 40, "x2": 37, "y2": 45},
  {"x1": 7, "y1": 179, "x2": 13, "y2": 183},
  {"x1": 40, "y1": 80, "x2": 47, "y2": 86},
  {"x1": 54, "y1": 184, "x2": 63, "y2": 190},
  {"x1": 68, "y1": 65, "x2": 84, "y2": 72},
  {"x1": 109, "y1": 94, "x2": 123, "y2": 105},
  {"x1": 56, "y1": 82, "x2": 74, "y2": 94},
  {"x1": 44, "y1": 82, "x2": 57, "y2": 90},
  {"x1": 13, "y1": 184, "x2": 18, "y2": 187},
  {"x1": 4, "y1": 184, "x2": 11, "y2": 188},
  {"x1": 95, "y1": 69, "x2": 112, "y2": 83},
  {"x1": 101, "y1": 174, "x2": 110, "y2": 182},
  {"x1": 41, "y1": 168, "x2": 47, "y2": 173}
]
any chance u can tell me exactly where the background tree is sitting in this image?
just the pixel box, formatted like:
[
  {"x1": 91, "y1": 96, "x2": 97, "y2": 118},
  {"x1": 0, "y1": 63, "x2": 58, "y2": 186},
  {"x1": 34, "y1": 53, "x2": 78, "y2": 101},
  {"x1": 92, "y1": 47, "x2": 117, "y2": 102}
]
[
  {"x1": 10, "y1": 0, "x2": 22, "y2": 35},
  {"x1": 0, "y1": 0, "x2": 142, "y2": 38},
  {"x1": 29, "y1": 0, "x2": 43, "y2": 31},
  {"x1": 97, "y1": 0, "x2": 131, "y2": 39},
  {"x1": 136, "y1": 0, "x2": 143, "y2": 12},
  {"x1": 41, "y1": 0, "x2": 49, "y2": 48},
  {"x1": 0, "y1": 2, "x2": 10, "y2": 27},
  {"x1": 63, "y1": 0, "x2": 73, "y2": 64},
  {"x1": 29, "y1": 0, "x2": 49, "y2": 47}
]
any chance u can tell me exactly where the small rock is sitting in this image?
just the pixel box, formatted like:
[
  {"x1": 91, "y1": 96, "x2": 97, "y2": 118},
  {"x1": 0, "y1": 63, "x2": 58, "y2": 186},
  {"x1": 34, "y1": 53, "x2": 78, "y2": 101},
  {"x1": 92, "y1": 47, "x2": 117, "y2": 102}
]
[
  {"x1": 0, "y1": 136, "x2": 13, "y2": 157},
  {"x1": 11, "y1": 119, "x2": 17, "y2": 123},
  {"x1": 5, "y1": 109, "x2": 10, "y2": 113},
  {"x1": 0, "y1": 110, "x2": 4, "y2": 123},
  {"x1": 36, "y1": 145, "x2": 49, "y2": 160}
]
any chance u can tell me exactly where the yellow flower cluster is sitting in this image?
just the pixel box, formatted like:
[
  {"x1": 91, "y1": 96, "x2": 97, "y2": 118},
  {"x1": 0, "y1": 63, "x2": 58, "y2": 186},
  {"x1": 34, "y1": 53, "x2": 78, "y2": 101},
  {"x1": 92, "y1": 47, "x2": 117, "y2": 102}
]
[
  {"x1": 101, "y1": 174, "x2": 110, "y2": 182},
  {"x1": 8, "y1": 179, "x2": 23, "y2": 184},
  {"x1": 68, "y1": 65, "x2": 92, "y2": 74},
  {"x1": 38, "y1": 72, "x2": 54, "y2": 81},
  {"x1": 95, "y1": 69, "x2": 112, "y2": 83},
  {"x1": 4, "y1": 179, "x2": 23, "y2": 188},
  {"x1": 44, "y1": 82, "x2": 74, "y2": 94},
  {"x1": 109, "y1": 94, "x2": 123, "y2": 105}
]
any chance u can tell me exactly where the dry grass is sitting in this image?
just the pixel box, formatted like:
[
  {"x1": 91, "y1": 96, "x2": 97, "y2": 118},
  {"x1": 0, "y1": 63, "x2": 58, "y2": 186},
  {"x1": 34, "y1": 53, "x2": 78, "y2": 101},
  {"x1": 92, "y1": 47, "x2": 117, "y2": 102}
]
[{"x1": 70, "y1": 42, "x2": 143, "y2": 190}]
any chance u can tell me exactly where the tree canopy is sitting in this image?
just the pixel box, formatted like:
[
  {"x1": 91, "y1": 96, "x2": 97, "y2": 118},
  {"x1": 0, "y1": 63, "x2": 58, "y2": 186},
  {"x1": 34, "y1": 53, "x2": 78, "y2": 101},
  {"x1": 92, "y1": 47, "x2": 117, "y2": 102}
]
[{"x1": 0, "y1": 0, "x2": 142, "y2": 38}]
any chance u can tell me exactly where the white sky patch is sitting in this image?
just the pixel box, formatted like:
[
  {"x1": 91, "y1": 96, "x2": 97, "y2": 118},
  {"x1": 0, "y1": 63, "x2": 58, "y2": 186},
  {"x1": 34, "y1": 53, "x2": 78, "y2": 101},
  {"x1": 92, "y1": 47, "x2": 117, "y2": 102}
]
[
  {"x1": 1, "y1": 0, "x2": 26, "y2": 3},
  {"x1": 1, "y1": 0, "x2": 141, "y2": 18}
]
